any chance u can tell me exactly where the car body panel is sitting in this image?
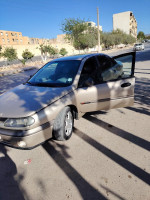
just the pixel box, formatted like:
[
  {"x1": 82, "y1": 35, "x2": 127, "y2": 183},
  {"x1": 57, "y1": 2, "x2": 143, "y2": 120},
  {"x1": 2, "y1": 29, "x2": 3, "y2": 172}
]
[
  {"x1": 76, "y1": 77, "x2": 135, "y2": 113},
  {"x1": 0, "y1": 124, "x2": 53, "y2": 148},
  {"x1": 0, "y1": 84, "x2": 73, "y2": 118}
]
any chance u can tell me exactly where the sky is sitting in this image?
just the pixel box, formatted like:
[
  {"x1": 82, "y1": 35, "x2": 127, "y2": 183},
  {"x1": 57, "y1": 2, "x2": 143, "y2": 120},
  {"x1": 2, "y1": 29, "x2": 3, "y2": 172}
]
[{"x1": 0, "y1": 0, "x2": 150, "y2": 39}]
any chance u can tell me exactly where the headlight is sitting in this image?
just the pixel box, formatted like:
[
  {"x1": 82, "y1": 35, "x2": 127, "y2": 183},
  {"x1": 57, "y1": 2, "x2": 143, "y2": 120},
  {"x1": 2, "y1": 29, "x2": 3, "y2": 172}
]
[{"x1": 4, "y1": 117, "x2": 35, "y2": 128}]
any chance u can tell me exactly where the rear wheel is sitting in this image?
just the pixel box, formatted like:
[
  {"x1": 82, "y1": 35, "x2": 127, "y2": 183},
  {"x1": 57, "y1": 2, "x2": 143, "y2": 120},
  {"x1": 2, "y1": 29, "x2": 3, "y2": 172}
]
[{"x1": 53, "y1": 107, "x2": 74, "y2": 141}]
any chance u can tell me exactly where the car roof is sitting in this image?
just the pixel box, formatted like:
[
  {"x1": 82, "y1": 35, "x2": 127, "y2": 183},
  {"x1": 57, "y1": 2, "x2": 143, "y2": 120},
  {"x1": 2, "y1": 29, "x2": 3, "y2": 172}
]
[{"x1": 52, "y1": 53, "x2": 106, "y2": 62}]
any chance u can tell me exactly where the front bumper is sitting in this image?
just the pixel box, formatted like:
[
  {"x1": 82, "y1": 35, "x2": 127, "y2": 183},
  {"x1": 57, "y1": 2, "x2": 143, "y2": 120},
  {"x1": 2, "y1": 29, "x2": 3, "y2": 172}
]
[{"x1": 0, "y1": 122, "x2": 53, "y2": 149}]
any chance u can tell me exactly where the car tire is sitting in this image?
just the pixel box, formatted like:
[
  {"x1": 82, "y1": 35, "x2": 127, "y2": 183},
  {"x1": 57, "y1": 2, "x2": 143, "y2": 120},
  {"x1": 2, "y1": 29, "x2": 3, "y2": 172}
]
[{"x1": 53, "y1": 107, "x2": 74, "y2": 141}]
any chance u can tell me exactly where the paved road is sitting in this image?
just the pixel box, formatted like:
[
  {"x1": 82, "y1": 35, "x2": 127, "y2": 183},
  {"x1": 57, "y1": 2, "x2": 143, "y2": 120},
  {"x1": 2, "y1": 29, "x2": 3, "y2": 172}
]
[{"x1": 0, "y1": 44, "x2": 150, "y2": 200}]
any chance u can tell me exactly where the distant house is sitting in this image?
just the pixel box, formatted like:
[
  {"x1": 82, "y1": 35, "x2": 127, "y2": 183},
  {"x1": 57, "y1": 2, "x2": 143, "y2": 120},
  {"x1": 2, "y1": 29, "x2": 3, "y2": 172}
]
[{"x1": 86, "y1": 21, "x2": 102, "y2": 31}]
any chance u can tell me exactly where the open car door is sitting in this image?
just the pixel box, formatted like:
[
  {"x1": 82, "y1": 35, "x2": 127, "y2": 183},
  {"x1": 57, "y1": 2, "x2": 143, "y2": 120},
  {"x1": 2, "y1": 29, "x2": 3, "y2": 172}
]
[{"x1": 77, "y1": 52, "x2": 136, "y2": 113}]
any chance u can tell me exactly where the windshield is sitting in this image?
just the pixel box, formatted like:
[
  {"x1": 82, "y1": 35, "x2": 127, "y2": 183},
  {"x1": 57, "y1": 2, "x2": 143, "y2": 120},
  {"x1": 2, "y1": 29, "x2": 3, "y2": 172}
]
[
  {"x1": 135, "y1": 43, "x2": 142, "y2": 46},
  {"x1": 28, "y1": 60, "x2": 81, "y2": 87}
]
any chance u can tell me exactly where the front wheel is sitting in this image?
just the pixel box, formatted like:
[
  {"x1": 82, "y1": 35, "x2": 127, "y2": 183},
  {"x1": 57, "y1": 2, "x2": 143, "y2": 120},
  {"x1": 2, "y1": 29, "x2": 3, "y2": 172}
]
[{"x1": 53, "y1": 107, "x2": 74, "y2": 141}]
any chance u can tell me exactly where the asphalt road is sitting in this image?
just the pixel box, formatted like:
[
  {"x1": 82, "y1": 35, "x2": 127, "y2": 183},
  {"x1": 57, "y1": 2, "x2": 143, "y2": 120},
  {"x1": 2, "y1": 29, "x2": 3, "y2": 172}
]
[{"x1": 0, "y1": 44, "x2": 150, "y2": 200}]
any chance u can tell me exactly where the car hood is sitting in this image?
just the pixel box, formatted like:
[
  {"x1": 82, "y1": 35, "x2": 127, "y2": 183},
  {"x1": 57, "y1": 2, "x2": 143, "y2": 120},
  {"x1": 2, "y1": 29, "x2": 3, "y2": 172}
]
[{"x1": 0, "y1": 84, "x2": 73, "y2": 118}]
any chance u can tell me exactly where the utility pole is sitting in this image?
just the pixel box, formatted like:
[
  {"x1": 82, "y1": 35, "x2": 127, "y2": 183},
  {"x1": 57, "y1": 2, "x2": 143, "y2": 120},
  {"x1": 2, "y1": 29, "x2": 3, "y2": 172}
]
[{"x1": 97, "y1": 7, "x2": 100, "y2": 53}]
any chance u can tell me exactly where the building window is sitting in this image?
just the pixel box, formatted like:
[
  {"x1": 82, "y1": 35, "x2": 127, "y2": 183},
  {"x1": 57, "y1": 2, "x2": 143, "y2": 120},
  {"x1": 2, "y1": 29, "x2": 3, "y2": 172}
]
[
  {"x1": 7, "y1": 39, "x2": 10, "y2": 43},
  {"x1": 20, "y1": 39, "x2": 22, "y2": 42},
  {"x1": 1, "y1": 32, "x2": 3, "y2": 35},
  {"x1": 2, "y1": 38, "x2": 5, "y2": 42},
  {"x1": 6, "y1": 32, "x2": 8, "y2": 36},
  {"x1": 11, "y1": 33, "x2": 14, "y2": 36},
  {"x1": 15, "y1": 33, "x2": 17, "y2": 37},
  {"x1": 12, "y1": 38, "x2": 15, "y2": 42}
]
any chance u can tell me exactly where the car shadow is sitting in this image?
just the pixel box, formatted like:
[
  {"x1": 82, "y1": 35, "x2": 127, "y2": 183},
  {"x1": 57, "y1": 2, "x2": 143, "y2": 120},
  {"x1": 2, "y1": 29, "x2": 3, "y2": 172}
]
[{"x1": 0, "y1": 144, "x2": 25, "y2": 200}]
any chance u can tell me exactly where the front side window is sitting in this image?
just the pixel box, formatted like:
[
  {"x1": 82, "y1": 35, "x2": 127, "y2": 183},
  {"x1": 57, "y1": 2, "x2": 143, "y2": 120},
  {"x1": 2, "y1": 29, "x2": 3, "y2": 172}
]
[
  {"x1": 115, "y1": 54, "x2": 134, "y2": 78},
  {"x1": 78, "y1": 57, "x2": 98, "y2": 87},
  {"x1": 96, "y1": 54, "x2": 133, "y2": 82},
  {"x1": 96, "y1": 55, "x2": 119, "y2": 82},
  {"x1": 29, "y1": 60, "x2": 81, "y2": 87}
]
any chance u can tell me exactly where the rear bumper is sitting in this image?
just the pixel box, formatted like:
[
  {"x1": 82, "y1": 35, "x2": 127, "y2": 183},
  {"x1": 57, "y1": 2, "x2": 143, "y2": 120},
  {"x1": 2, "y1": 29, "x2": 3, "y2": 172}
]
[{"x1": 0, "y1": 122, "x2": 53, "y2": 149}]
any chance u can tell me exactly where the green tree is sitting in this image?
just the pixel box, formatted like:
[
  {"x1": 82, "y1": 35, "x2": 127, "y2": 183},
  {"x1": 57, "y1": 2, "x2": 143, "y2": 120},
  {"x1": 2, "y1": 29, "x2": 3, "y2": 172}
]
[
  {"x1": 145, "y1": 35, "x2": 150, "y2": 39},
  {"x1": 101, "y1": 29, "x2": 136, "y2": 48},
  {"x1": 21, "y1": 49, "x2": 34, "y2": 65},
  {"x1": 101, "y1": 33, "x2": 115, "y2": 48},
  {"x1": 62, "y1": 18, "x2": 87, "y2": 41},
  {"x1": 3, "y1": 47, "x2": 17, "y2": 61},
  {"x1": 59, "y1": 48, "x2": 68, "y2": 56},
  {"x1": 48, "y1": 46, "x2": 58, "y2": 57},
  {"x1": 0, "y1": 45, "x2": 2, "y2": 58},
  {"x1": 62, "y1": 18, "x2": 98, "y2": 51},
  {"x1": 38, "y1": 44, "x2": 49, "y2": 62},
  {"x1": 137, "y1": 31, "x2": 145, "y2": 40}
]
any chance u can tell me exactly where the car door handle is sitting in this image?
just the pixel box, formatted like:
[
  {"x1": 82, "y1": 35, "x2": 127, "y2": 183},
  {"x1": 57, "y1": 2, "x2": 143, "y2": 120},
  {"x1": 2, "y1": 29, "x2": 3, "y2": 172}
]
[{"x1": 121, "y1": 82, "x2": 131, "y2": 88}]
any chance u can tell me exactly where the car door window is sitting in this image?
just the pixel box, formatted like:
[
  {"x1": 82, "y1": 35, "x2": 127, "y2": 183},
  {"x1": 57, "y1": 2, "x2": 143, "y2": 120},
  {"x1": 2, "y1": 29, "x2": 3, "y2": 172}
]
[
  {"x1": 78, "y1": 57, "x2": 98, "y2": 87},
  {"x1": 96, "y1": 53, "x2": 135, "y2": 82},
  {"x1": 114, "y1": 54, "x2": 134, "y2": 78}
]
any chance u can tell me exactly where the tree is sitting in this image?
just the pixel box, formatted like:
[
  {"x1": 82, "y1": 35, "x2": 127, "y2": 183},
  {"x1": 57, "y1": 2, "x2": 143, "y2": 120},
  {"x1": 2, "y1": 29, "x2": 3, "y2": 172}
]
[
  {"x1": 3, "y1": 47, "x2": 17, "y2": 61},
  {"x1": 137, "y1": 31, "x2": 145, "y2": 40},
  {"x1": 21, "y1": 49, "x2": 34, "y2": 65},
  {"x1": 62, "y1": 18, "x2": 87, "y2": 41},
  {"x1": 145, "y1": 35, "x2": 150, "y2": 39},
  {"x1": 59, "y1": 48, "x2": 68, "y2": 56},
  {"x1": 38, "y1": 44, "x2": 49, "y2": 62},
  {"x1": 0, "y1": 45, "x2": 2, "y2": 58},
  {"x1": 48, "y1": 46, "x2": 58, "y2": 57},
  {"x1": 62, "y1": 18, "x2": 98, "y2": 51},
  {"x1": 101, "y1": 33, "x2": 115, "y2": 48},
  {"x1": 101, "y1": 29, "x2": 136, "y2": 48}
]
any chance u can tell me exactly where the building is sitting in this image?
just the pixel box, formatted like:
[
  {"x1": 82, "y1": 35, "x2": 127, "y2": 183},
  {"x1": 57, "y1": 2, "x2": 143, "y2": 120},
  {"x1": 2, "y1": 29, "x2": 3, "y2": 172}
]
[
  {"x1": 0, "y1": 30, "x2": 51, "y2": 46},
  {"x1": 0, "y1": 30, "x2": 29, "y2": 45},
  {"x1": 86, "y1": 21, "x2": 102, "y2": 31},
  {"x1": 113, "y1": 11, "x2": 137, "y2": 38}
]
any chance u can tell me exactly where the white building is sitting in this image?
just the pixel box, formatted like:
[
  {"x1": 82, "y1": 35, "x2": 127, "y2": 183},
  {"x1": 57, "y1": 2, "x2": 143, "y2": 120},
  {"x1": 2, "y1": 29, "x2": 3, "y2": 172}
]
[
  {"x1": 86, "y1": 21, "x2": 102, "y2": 31},
  {"x1": 113, "y1": 11, "x2": 137, "y2": 38}
]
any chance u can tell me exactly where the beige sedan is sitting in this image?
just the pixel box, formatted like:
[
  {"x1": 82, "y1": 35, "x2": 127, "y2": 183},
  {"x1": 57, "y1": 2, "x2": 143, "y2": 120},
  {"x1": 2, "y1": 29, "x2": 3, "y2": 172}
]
[{"x1": 0, "y1": 52, "x2": 135, "y2": 149}]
